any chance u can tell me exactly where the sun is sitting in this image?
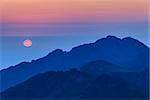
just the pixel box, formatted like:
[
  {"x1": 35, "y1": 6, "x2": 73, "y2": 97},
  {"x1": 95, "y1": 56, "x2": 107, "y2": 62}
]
[{"x1": 23, "y1": 39, "x2": 32, "y2": 47}]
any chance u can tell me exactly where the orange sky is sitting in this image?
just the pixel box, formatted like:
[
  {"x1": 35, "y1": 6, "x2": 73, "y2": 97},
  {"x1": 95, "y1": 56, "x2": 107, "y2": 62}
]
[{"x1": 1, "y1": 0, "x2": 149, "y2": 23}]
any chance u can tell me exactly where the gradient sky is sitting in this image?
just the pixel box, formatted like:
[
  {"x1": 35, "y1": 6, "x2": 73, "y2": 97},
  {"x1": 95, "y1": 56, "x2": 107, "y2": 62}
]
[
  {"x1": 0, "y1": 0, "x2": 149, "y2": 36},
  {"x1": 1, "y1": 0, "x2": 148, "y2": 23},
  {"x1": 0, "y1": 0, "x2": 149, "y2": 69}
]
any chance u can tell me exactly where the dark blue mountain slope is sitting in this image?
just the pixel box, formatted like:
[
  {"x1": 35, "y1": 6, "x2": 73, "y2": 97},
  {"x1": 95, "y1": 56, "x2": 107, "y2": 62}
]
[
  {"x1": 0, "y1": 36, "x2": 149, "y2": 92},
  {"x1": 1, "y1": 64, "x2": 148, "y2": 99}
]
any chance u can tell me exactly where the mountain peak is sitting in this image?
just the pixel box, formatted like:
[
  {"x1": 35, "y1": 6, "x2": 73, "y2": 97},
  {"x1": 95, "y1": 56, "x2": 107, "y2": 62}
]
[
  {"x1": 95, "y1": 35, "x2": 121, "y2": 45},
  {"x1": 52, "y1": 49, "x2": 64, "y2": 53},
  {"x1": 122, "y1": 37, "x2": 148, "y2": 48},
  {"x1": 80, "y1": 60, "x2": 122, "y2": 76},
  {"x1": 122, "y1": 37, "x2": 139, "y2": 42},
  {"x1": 106, "y1": 35, "x2": 119, "y2": 39},
  {"x1": 46, "y1": 49, "x2": 64, "y2": 57}
]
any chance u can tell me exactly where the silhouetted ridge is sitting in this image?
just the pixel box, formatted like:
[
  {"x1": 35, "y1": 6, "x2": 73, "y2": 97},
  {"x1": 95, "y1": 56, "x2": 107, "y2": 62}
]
[
  {"x1": 95, "y1": 35, "x2": 121, "y2": 44},
  {"x1": 122, "y1": 37, "x2": 148, "y2": 48},
  {"x1": 41, "y1": 49, "x2": 65, "y2": 59},
  {"x1": 80, "y1": 60, "x2": 125, "y2": 76},
  {"x1": 48, "y1": 49, "x2": 64, "y2": 55},
  {"x1": 1, "y1": 66, "x2": 148, "y2": 99},
  {"x1": 0, "y1": 35, "x2": 149, "y2": 92}
]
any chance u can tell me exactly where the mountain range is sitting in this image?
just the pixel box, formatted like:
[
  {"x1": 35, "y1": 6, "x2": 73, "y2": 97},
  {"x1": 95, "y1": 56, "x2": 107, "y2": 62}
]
[
  {"x1": 1, "y1": 62, "x2": 149, "y2": 99},
  {"x1": 0, "y1": 35, "x2": 149, "y2": 99}
]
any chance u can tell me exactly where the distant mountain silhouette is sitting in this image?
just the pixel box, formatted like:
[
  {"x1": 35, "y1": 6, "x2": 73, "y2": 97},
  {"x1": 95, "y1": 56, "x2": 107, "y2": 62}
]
[
  {"x1": 80, "y1": 60, "x2": 126, "y2": 76},
  {"x1": 0, "y1": 36, "x2": 149, "y2": 92},
  {"x1": 1, "y1": 64, "x2": 148, "y2": 99}
]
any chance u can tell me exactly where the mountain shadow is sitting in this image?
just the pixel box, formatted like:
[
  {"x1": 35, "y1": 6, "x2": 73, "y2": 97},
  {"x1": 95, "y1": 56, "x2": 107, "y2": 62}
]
[{"x1": 1, "y1": 60, "x2": 149, "y2": 99}]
